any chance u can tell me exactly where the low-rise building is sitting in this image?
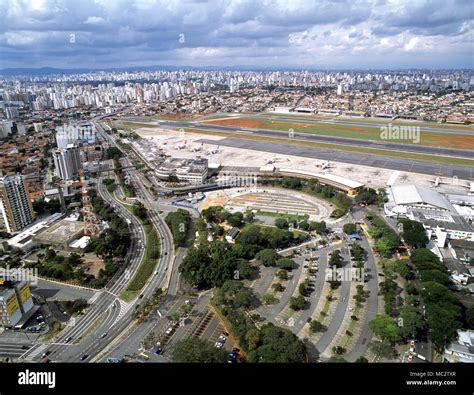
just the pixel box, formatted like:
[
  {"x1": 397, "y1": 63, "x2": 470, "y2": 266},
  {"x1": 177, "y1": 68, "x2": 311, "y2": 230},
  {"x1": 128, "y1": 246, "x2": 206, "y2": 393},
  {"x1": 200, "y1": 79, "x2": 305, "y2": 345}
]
[
  {"x1": 448, "y1": 239, "x2": 474, "y2": 263},
  {"x1": 225, "y1": 227, "x2": 240, "y2": 244},
  {"x1": 408, "y1": 209, "x2": 474, "y2": 247},
  {"x1": 443, "y1": 330, "x2": 474, "y2": 363},
  {"x1": 385, "y1": 184, "x2": 455, "y2": 217},
  {"x1": 155, "y1": 157, "x2": 208, "y2": 184}
]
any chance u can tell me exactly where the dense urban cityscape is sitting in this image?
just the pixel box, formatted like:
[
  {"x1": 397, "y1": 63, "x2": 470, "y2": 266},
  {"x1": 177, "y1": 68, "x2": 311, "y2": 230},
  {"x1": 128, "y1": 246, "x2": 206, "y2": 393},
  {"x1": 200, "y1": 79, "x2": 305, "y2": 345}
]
[{"x1": 0, "y1": 0, "x2": 472, "y2": 394}]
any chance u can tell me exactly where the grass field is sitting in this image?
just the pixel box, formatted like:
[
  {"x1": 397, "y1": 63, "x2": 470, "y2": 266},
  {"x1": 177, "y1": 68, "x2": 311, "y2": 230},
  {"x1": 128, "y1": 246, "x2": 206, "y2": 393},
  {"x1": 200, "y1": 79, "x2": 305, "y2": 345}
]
[
  {"x1": 123, "y1": 121, "x2": 157, "y2": 128},
  {"x1": 119, "y1": 221, "x2": 160, "y2": 302},
  {"x1": 232, "y1": 112, "x2": 474, "y2": 131},
  {"x1": 199, "y1": 117, "x2": 474, "y2": 150},
  {"x1": 255, "y1": 210, "x2": 310, "y2": 222}
]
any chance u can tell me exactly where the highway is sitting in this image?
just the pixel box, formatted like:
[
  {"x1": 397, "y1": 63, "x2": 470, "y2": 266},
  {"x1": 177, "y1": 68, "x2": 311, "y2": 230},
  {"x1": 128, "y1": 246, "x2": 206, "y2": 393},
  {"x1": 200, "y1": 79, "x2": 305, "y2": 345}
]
[
  {"x1": 21, "y1": 118, "x2": 178, "y2": 363},
  {"x1": 21, "y1": 171, "x2": 147, "y2": 362}
]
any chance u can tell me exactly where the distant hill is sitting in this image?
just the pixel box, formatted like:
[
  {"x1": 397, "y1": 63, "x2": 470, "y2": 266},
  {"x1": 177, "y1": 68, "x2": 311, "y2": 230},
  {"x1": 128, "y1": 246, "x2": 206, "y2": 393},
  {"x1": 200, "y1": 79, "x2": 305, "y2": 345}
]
[
  {"x1": 0, "y1": 65, "x2": 196, "y2": 76},
  {"x1": 1, "y1": 65, "x2": 463, "y2": 77}
]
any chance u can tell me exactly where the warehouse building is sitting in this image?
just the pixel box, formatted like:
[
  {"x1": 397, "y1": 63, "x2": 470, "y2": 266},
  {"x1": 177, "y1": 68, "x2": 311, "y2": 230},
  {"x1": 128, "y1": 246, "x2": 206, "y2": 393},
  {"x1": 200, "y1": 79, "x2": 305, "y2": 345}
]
[{"x1": 384, "y1": 184, "x2": 456, "y2": 217}]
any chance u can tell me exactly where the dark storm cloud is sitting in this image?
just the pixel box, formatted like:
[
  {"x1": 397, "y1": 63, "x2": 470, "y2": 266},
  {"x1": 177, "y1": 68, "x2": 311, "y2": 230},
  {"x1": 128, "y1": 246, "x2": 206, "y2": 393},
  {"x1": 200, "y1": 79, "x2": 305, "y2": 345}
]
[{"x1": 0, "y1": 0, "x2": 472, "y2": 69}]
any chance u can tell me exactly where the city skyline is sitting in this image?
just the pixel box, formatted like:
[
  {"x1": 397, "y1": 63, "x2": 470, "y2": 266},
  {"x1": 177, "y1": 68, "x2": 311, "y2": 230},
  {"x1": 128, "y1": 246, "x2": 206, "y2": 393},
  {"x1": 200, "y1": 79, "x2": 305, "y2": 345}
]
[{"x1": 0, "y1": 0, "x2": 473, "y2": 70}]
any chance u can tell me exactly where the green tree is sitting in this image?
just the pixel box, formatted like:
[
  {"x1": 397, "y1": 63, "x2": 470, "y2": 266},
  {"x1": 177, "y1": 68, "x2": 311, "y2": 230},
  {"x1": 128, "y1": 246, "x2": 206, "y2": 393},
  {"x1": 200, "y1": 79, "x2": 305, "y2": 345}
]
[
  {"x1": 370, "y1": 340, "x2": 397, "y2": 359},
  {"x1": 234, "y1": 289, "x2": 252, "y2": 308},
  {"x1": 329, "y1": 250, "x2": 343, "y2": 268},
  {"x1": 343, "y1": 223, "x2": 357, "y2": 235},
  {"x1": 255, "y1": 249, "x2": 279, "y2": 267},
  {"x1": 244, "y1": 210, "x2": 255, "y2": 223},
  {"x1": 398, "y1": 305, "x2": 425, "y2": 339},
  {"x1": 227, "y1": 212, "x2": 244, "y2": 228},
  {"x1": 275, "y1": 217, "x2": 288, "y2": 229},
  {"x1": 298, "y1": 220, "x2": 310, "y2": 231},
  {"x1": 289, "y1": 295, "x2": 306, "y2": 311},
  {"x1": 106, "y1": 146, "x2": 123, "y2": 160},
  {"x1": 236, "y1": 259, "x2": 254, "y2": 279},
  {"x1": 398, "y1": 219, "x2": 429, "y2": 248},
  {"x1": 309, "y1": 320, "x2": 323, "y2": 333},
  {"x1": 262, "y1": 293, "x2": 277, "y2": 305},
  {"x1": 245, "y1": 328, "x2": 261, "y2": 349},
  {"x1": 247, "y1": 324, "x2": 306, "y2": 363},
  {"x1": 369, "y1": 315, "x2": 400, "y2": 343},
  {"x1": 132, "y1": 201, "x2": 148, "y2": 221},
  {"x1": 277, "y1": 269, "x2": 288, "y2": 280},
  {"x1": 165, "y1": 209, "x2": 191, "y2": 247},
  {"x1": 354, "y1": 188, "x2": 378, "y2": 205},
  {"x1": 276, "y1": 258, "x2": 297, "y2": 270},
  {"x1": 273, "y1": 282, "x2": 285, "y2": 292},
  {"x1": 171, "y1": 338, "x2": 227, "y2": 363},
  {"x1": 309, "y1": 221, "x2": 327, "y2": 234}
]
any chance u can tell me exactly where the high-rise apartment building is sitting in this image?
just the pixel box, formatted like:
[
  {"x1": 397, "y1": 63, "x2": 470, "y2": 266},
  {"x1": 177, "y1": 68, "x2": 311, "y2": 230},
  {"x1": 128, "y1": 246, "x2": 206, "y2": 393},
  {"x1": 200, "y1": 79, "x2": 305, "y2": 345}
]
[
  {"x1": 0, "y1": 281, "x2": 34, "y2": 328},
  {"x1": 53, "y1": 144, "x2": 82, "y2": 181},
  {"x1": 0, "y1": 175, "x2": 35, "y2": 233}
]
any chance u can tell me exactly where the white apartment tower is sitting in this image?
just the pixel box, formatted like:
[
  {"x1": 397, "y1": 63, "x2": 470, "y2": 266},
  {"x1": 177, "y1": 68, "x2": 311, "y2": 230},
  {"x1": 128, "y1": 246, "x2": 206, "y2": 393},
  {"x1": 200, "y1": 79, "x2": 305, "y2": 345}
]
[
  {"x1": 53, "y1": 144, "x2": 82, "y2": 181},
  {"x1": 0, "y1": 175, "x2": 35, "y2": 233}
]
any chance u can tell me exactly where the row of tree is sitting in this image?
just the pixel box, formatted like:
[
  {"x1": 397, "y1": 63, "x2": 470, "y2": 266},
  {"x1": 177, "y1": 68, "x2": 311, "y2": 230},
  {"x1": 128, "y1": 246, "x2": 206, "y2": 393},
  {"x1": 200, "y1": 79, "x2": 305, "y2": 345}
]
[
  {"x1": 366, "y1": 211, "x2": 401, "y2": 257},
  {"x1": 213, "y1": 280, "x2": 307, "y2": 362},
  {"x1": 165, "y1": 209, "x2": 191, "y2": 247}
]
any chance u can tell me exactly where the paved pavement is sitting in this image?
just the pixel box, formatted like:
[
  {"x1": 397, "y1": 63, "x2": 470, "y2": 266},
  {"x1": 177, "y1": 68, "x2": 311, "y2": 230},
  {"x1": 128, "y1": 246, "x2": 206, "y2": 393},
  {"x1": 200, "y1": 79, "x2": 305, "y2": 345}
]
[
  {"x1": 127, "y1": 117, "x2": 474, "y2": 159},
  {"x1": 314, "y1": 249, "x2": 351, "y2": 357},
  {"x1": 344, "y1": 209, "x2": 379, "y2": 361},
  {"x1": 198, "y1": 137, "x2": 473, "y2": 180},
  {"x1": 31, "y1": 279, "x2": 96, "y2": 301}
]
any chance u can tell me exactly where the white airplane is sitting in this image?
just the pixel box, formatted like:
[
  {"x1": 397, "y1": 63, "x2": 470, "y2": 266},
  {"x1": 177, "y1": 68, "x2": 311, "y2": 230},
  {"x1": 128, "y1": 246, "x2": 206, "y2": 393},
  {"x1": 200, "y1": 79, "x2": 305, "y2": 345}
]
[{"x1": 319, "y1": 160, "x2": 331, "y2": 169}]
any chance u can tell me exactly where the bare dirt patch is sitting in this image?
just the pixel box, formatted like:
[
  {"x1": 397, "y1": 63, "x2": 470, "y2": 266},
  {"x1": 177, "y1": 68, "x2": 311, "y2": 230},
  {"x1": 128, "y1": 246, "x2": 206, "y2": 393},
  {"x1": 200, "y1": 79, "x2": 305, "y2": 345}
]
[{"x1": 81, "y1": 253, "x2": 105, "y2": 277}]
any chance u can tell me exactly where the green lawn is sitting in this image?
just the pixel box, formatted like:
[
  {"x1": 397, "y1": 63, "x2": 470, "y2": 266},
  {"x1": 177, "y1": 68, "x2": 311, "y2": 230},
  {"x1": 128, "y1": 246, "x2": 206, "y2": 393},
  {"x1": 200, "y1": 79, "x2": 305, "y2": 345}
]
[
  {"x1": 210, "y1": 117, "x2": 473, "y2": 149},
  {"x1": 119, "y1": 222, "x2": 160, "y2": 302},
  {"x1": 255, "y1": 210, "x2": 309, "y2": 222}
]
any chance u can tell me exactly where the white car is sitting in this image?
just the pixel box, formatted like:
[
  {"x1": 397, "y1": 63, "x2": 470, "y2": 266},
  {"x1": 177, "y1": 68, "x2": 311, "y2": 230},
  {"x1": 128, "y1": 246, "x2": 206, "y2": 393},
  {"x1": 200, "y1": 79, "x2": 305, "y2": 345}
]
[{"x1": 215, "y1": 342, "x2": 224, "y2": 349}]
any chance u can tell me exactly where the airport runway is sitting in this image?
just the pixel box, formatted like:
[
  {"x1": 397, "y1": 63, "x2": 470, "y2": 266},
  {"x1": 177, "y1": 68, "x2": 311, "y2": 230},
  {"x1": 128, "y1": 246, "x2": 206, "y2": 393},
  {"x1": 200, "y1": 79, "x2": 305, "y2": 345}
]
[
  {"x1": 205, "y1": 113, "x2": 474, "y2": 136},
  {"x1": 127, "y1": 118, "x2": 474, "y2": 159},
  {"x1": 197, "y1": 137, "x2": 474, "y2": 180}
]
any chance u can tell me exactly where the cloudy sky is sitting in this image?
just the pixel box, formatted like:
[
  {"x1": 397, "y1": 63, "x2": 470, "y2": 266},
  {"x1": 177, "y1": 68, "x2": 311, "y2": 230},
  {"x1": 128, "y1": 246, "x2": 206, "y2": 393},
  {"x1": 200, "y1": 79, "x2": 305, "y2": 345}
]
[{"x1": 0, "y1": 0, "x2": 473, "y2": 70}]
